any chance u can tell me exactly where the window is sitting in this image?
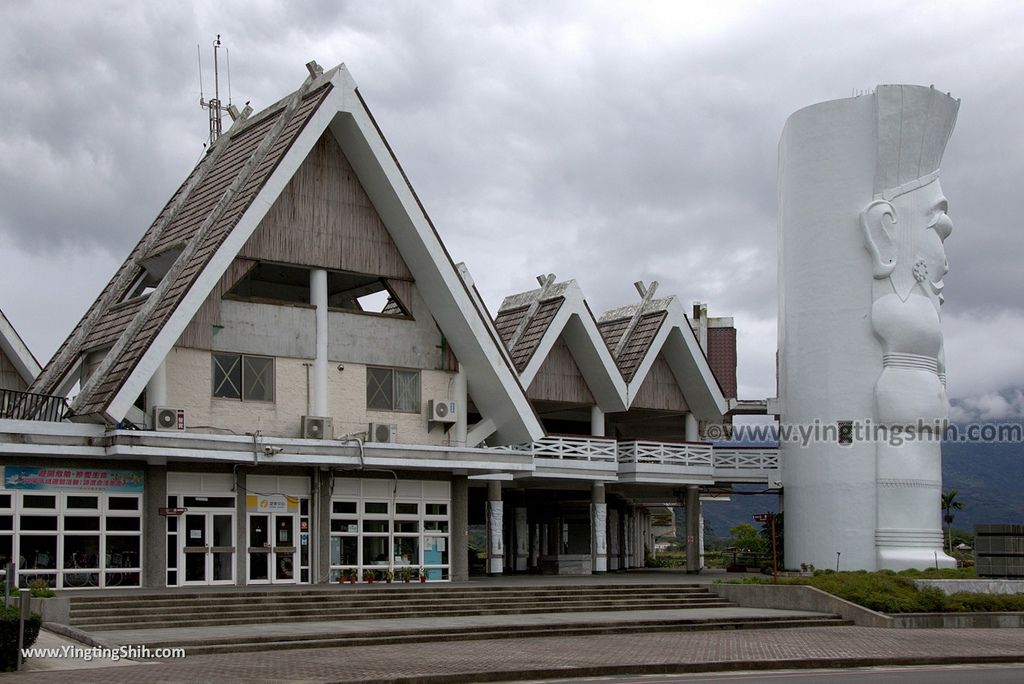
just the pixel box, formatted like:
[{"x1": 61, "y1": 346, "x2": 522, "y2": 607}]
[
  {"x1": 213, "y1": 353, "x2": 275, "y2": 401},
  {"x1": 366, "y1": 367, "x2": 420, "y2": 412}
]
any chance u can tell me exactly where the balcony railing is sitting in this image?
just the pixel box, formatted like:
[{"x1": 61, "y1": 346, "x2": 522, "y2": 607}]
[
  {"x1": 516, "y1": 435, "x2": 618, "y2": 463},
  {"x1": 712, "y1": 446, "x2": 780, "y2": 470},
  {"x1": 617, "y1": 440, "x2": 713, "y2": 466},
  {"x1": 0, "y1": 389, "x2": 70, "y2": 422}
]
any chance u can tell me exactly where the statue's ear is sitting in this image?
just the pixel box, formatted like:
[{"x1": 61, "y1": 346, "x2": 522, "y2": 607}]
[{"x1": 861, "y1": 199, "x2": 898, "y2": 279}]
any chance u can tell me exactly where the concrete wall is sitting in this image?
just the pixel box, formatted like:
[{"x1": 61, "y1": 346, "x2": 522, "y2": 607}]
[
  {"x1": 328, "y1": 286, "x2": 445, "y2": 370},
  {"x1": 710, "y1": 583, "x2": 894, "y2": 628},
  {"x1": 165, "y1": 347, "x2": 456, "y2": 444}
]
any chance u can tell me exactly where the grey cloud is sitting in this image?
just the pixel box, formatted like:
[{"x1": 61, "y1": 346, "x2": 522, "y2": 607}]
[{"x1": 2, "y1": 0, "x2": 1023, "y2": 403}]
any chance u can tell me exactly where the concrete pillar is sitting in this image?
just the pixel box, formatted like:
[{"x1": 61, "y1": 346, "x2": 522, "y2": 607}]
[
  {"x1": 145, "y1": 360, "x2": 167, "y2": 424},
  {"x1": 235, "y1": 469, "x2": 247, "y2": 586},
  {"x1": 143, "y1": 464, "x2": 167, "y2": 588},
  {"x1": 685, "y1": 413, "x2": 700, "y2": 442},
  {"x1": 608, "y1": 508, "x2": 620, "y2": 570},
  {"x1": 451, "y1": 475, "x2": 469, "y2": 582},
  {"x1": 514, "y1": 506, "x2": 529, "y2": 571},
  {"x1": 540, "y1": 523, "x2": 549, "y2": 565},
  {"x1": 685, "y1": 485, "x2": 701, "y2": 573},
  {"x1": 453, "y1": 366, "x2": 468, "y2": 447},
  {"x1": 590, "y1": 405, "x2": 605, "y2": 437},
  {"x1": 310, "y1": 268, "x2": 328, "y2": 417},
  {"x1": 591, "y1": 482, "x2": 607, "y2": 573},
  {"x1": 530, "y1": 523, "x2": 540, "y2": 570},
  {"x1": 317, "y1": 468, "x2": 331, "y2": 583},
  {"x1": 698, "y1": 505, "x2": 706, "y2": 569},
  {"x1": 486, "y1": 481, "x2": 504, "y2": 575},
  {"x1": 623, "y1": 510, "x2": 633, "y2": 568}
]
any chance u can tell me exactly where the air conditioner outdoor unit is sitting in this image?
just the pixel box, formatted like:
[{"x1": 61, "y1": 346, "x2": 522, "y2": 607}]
[
  {"x1": 428, "y1": 399, "x2": 457, "y2": 424},
  {"x1": 153, "y1": 407, "x2": 186, "y2": 432},
  {"x1": 301, "y1": 415, "x2": 333, "y2": 440},
  {"x1": 367, "y1": 422, "x2": 398, "y2": 444}
]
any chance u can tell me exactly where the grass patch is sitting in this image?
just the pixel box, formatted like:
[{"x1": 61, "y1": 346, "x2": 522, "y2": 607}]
[{"x1": 721, "y1": 568, "x2": 1024, "y2": 613}]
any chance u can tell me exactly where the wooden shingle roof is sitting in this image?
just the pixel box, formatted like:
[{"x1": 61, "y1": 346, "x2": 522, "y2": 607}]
[
  {"x1": 597, "y1": 304, "x2": 670, "y2": 383},
  {"x1": 494, "y1": 298, "x2": 565, "y2": 372},
  {"x1": 30, "y1": 73, "x2": 333, "y2": 420}
]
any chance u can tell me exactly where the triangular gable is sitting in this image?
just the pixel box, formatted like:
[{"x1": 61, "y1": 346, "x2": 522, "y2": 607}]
[
  {"x1": 497, "y1": 280, "x2": 627, "y2": 412},
  {"x1": 599, "y1": 296, "x2": 728, "y2": 420},
  {"x1": 526, "y1": 336, "x2": 595, "y2": 404},
  {"x1": 30, "y1": 63, "x2": 543, "y2": 444},
  {"x1": 631, "y1": 351, "x2": 688, "y2": 411},
  {"x1": 0, "y1": 308, "x2": 41, "y2": 389},
  {"x1": 239, "y1": 131, "x2": 413, "y2": 280}
]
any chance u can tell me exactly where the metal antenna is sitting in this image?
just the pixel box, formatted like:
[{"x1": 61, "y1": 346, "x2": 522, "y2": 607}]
[
  {"x1": 199, "y1": 35, "x2": 224, "y2": 144},
  {"x1": 226, "y1": 47, "x2": 232, "y2": 106}
]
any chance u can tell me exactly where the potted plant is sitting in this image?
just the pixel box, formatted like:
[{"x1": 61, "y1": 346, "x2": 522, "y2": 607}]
[
  {"x1": 349, "y1": 569, "x2": 357, "y2": 584},
  {"x1": 362, "y1": 568, "x2": 375, "y2": 584},
  {"x1": 337, "y1": 569, "x2": 347, "y2": 584},
  {"x1": 383, "y1": 569, "x2": 393, "y2": 584},
  {"x1": 400, "y1": 566, "x2": 414, "y2": 583},
  {"x1": 418, "y1": 566, "x2": 427, "y2": 583}
]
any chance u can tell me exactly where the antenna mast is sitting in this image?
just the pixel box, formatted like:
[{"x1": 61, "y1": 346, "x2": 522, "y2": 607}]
[{"x1": 199, "y1": 35, "x2": 230, "y2": 144}]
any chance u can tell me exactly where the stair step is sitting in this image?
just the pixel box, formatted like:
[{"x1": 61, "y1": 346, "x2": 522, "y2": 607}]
[
  {"x1": 73, "y1": 602, "x2": 739, "y2": 631},
  {"x1": 129, "y1": 617, "x2": 854, "y2": 656}
]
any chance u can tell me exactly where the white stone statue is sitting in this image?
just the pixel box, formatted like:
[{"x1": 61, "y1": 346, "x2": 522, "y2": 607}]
[
  {"x1": 861, "y1": 85, "x2": 958, "y2": 569},
  {"x1": 779, "y1": 84, "x2": 959, "y2": 571}
]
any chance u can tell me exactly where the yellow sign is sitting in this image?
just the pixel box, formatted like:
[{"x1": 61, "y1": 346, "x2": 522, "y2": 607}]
[{"x1": 245, "y1": 494, "x2": 298, "y2": 512}]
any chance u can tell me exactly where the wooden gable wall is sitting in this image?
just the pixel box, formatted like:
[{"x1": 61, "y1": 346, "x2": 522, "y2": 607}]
[
  {"x1": 0, "y1": 349, "x2": 28, "y2": 391},
  {"x1": 239, "y1": 131, "x2": 413, "y2": 280},
  {"x1": 527, "y1": 337, "x2": 594, "y2": 404},
  {"x1": 631, "y1": 351, "x2": 688, "y2": 411}
]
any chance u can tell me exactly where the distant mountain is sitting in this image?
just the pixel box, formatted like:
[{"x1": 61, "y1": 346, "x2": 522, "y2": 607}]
[{"x1": 699, "y1": 420, "x2": 1024, "y2": 540}]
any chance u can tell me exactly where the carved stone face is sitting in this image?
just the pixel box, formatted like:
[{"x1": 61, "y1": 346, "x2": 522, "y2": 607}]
[{"x1": 891, "y1": 180, "x2": 952, "y2": 305}]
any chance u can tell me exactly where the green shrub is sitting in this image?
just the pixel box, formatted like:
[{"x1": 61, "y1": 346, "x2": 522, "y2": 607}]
[
  {"x1": 717, "y1": 569, "x2": 1013, "y2": 614},
  {"x1": 0, "y1": 605, "x2": 42, "y2": 672},
  {"x1": 27, "y1": 579, "x2": 55, "y2": 599}
]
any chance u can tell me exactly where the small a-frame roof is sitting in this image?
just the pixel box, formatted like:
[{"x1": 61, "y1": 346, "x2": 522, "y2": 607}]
[
  {"x1": 599, "y1": 295, "x2": 728, "y2": 420},
  {"x1": 496, "y1": 278, "x2": 627, "y2": 412},
  {"x1": 30, "y1": 63, "x2": 543, "y2": 444},
  {"x1": 0, "y1": 308, "x2": 41, "y2": 387}
]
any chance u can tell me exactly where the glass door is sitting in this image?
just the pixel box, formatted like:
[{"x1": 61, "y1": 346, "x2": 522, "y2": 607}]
[
  {"x1": 182, "y1": 512, "x2": 235, "y2": 585},
  {"x1": 248, "y1": 514, "x2": 271, "y2": 583},
  {"x1": 211, "y1": 513, "x2": 234, "y2": 584},
  {"x1": 273, "y1": 515, "x2": 296, "y2": 583},
  {"x1": 182, "y1": 513, "x2": 208, "y2": 584}
]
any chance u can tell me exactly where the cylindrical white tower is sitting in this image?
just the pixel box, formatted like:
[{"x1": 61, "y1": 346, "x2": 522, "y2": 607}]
[
  {"x1": 779, "y1": 85, "x2": 959, "y2": 572},
  {"x1": 779, "y1": 93, "x2": 881, "y2": 571}
]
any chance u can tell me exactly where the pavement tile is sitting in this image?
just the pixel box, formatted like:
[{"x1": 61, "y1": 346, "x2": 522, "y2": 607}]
[{"x1": 6, "y1": 626, "x2": 1024, "y2": 683}]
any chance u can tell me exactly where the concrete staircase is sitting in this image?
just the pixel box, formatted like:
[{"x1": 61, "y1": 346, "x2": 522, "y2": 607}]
[
  {"x1": 66, "y1": 583, "x2": 853, "y2": 654},
  {"x1": 69, "y1": 583, "x2": 729, "y2": 631}
]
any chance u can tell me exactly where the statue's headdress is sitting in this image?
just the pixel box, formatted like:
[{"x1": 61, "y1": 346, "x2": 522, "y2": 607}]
[
  {"x1": 873, "y1": 84, "x2": 959, "y2": 201},
  {"x1": 872, "y1": 85, "x2": 959, "y2": 300}
]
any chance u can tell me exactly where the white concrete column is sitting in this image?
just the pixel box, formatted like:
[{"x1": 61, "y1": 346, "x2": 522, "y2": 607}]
[
  {"x1": 486, "y1": 480, "x2": 504, "y2": 575},
  {"x1": 530, "y1": 523, "x2": 540, "y2": 570},
  {"x1": 685, "y1": 413, "x2": 700, "y2": 441},
  {"x1": 591, "y1": 483, "x2": 607, "y2": 573},
  {"x1": 608, "y1": 508, "x2": 620, "y2": 571},
  {"x1": 685, "y1": 485, "x2": 701, "y2": 573},
  {"x1": 623, "y1": 510, "x2": 633, "y2": 568},
  {"x1": 453, "y1": 366, "x2": 468, "y2": 447},
  {"x1": 590, "y1": 405, "x2": 605, "y2": 437},
  {"x1": 514, "y1": 506, "x2": 528, "y2": 571},
  {"x1": 145, "y1": 360, "x2": 167, "y2": 420},
  {"x1": 698, "y1": 505, "x2": 706, "y2": 569},
  {"x1": 310, "y1": 269, "x2": 329, "y2": 417}
]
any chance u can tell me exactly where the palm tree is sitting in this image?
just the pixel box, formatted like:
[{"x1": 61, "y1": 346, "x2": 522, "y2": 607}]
[{"x1": 942, "y1": 489, "x2": 964, "y2": 555}]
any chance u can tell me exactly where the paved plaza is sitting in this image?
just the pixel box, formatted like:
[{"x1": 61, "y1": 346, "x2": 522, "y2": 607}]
[{"x1": 12, "y1": 624, "x2": 1024, "y2": 682}]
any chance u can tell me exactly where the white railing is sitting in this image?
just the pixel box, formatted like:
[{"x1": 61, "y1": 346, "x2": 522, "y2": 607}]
[
  {"x1": 617, "y1": 440, "x2": 713, "y2": 467},
  {"x1": 712, "y1": 447, "x2": 780, "y2": 470},
  {"x1": 516, "y1": 435, "x2": 618, "y2": 463}
]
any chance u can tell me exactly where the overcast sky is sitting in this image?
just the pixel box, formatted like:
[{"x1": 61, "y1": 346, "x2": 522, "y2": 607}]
[{"x1": 1, "y1": 1, "x2": 1022, "y2": 419}]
